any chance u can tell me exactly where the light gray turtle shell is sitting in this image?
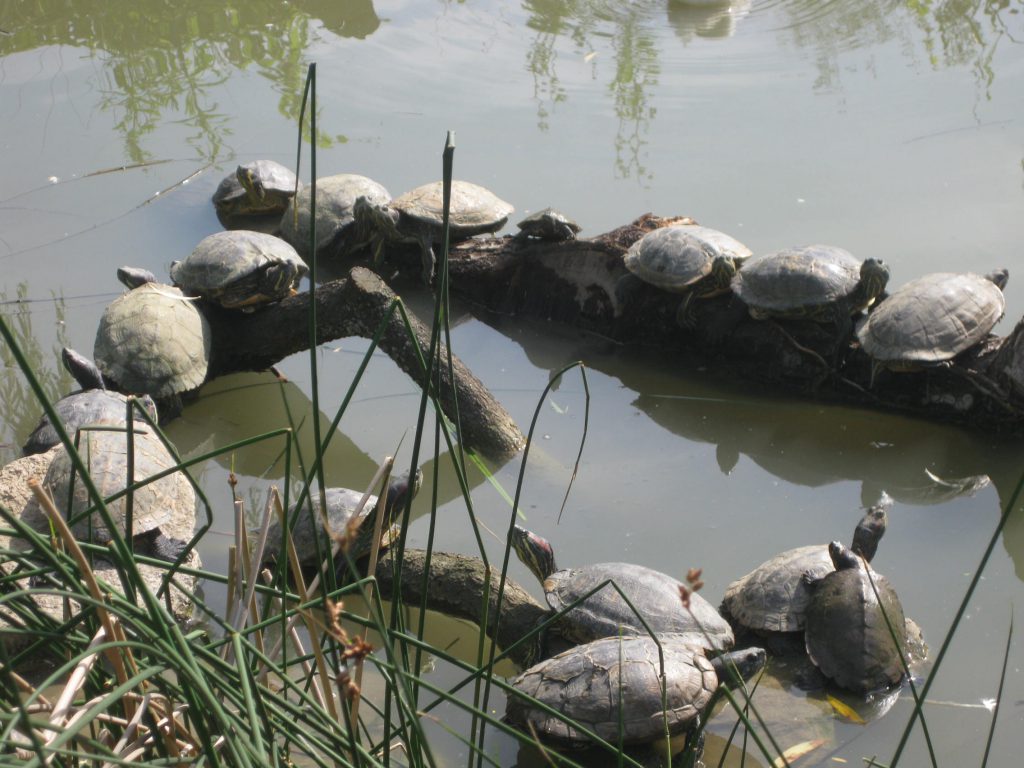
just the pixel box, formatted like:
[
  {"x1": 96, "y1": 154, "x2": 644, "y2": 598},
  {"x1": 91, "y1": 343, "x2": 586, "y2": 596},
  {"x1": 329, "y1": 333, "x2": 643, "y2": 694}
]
[
  {"x1": 212, "y1": 160, "x2": 299, "y2": 215},
  {"x1": 261, "y1": 487, "x2": 381, "y2": 565},
  {"x1": 624, "y1": 224, "x2": 753, "y2": 293},
  {"x1": 732, "y1": 245, "x2": 863, "y2": 314},
  {"x1": 721, "y1": 545, "x2": 833, "y2": 634},
  {"x1": 545, "y1": 561, "x2": 734, "y2": 652},
  {"x1": 94, "y1": 283, "x2": 211, "y2": 398},
  {"x1": 23, "y1": 390, "x2": 157, "y2": 456},
  {"x1": 42, "y1": 428, "x2": 195, "y2": 541},
  {"x1": 857, "y1": 272, "x2": 1005, "y2": 365},
  {"x1": 805, "y1": 560, "x2": 907, "y2": 693},
  {"x1": 506, "y1": 634, "x2": 717, "y2": 746},
  {"x1": 171, "y1": 230, "x2": 307, "y2": 306},
  {"x1": 393, "y1": 180, "x2": 513, "y2": 239},
  {"x1": 280, "y1": 173, "x2": 390, "y2": 258}
]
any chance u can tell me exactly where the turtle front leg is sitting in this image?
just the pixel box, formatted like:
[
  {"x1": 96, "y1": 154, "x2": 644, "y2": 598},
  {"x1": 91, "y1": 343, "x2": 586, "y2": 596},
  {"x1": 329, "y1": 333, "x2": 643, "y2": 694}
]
[{"x1": 418, "y1": 236, "x2": 436, "y2": 286}]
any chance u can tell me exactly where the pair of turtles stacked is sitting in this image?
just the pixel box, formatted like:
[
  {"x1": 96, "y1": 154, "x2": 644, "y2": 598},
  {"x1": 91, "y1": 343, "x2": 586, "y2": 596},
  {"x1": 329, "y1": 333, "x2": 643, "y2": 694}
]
[
  {"x1": 504, "y1": 525, "x2": 765, "y2": 749},
  {"x1": 720, "y1": 493, "x2": 910, "y2": 693},
  {"x1": 623, "y1": 224, "x2": 1007, "y2": 373}
]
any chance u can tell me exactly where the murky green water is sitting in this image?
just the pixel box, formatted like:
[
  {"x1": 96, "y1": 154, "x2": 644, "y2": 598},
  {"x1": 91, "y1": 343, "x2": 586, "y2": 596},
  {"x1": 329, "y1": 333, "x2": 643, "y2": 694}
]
[{"x1": 2, "y1": 1, "x2": 1023, "y2": 765}]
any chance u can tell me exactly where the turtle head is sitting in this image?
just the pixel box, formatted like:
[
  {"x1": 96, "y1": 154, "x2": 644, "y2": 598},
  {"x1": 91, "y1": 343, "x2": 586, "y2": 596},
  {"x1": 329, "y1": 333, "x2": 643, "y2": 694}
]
[
  {"x1": 117, "y1": 266, "x2": 157, "y2": 290},
  {"x1": 62, "y1": 347, "x2": 106, "y2": 391},
  {"x1": 237, "y1": 163, "x2": 267, "y2": 201},
  {"x1": 986, "y1": 268, "x2": 1009, "y2": 291},
  {"x1": 511, "y1": 525, "x2": 557, "y2": 583},
  {"x1": 858, "y1": 258, "x2": 890, "y2": 307},
  {"x1": 711, "y1": 646, "x2": 766, "y2": 688},
  {"x1": 851, "y1": 492, "x2": 890, "y2": 563},
  {"x1": 708, "y1": 254, "x2": 739, "y2": 291},
  {"x1": 259, "y1": 260, "x2": 308, "y2": 299},
  {"x1": 380, "y1": 468, "x2": 424, "y2": 526},
  {"x1": 828, "y1": 540, "x2": 861, "y2": 571}
]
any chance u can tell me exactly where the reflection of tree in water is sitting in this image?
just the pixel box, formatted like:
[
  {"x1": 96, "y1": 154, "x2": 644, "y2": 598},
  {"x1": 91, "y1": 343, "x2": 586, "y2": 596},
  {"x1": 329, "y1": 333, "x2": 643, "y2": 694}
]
[
  {"x1": 0, "y1": 0, "x2": 380, "y2": 163},
  {"x1": 523, "y1": 1, "x2": 661, "y2": 180}
]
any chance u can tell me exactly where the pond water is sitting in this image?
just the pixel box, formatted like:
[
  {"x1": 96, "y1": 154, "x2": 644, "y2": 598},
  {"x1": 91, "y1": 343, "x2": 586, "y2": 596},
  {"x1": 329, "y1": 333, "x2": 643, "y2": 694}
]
[{"x1": 2, "y1": 1, "x2": 1023, "y2": 765}]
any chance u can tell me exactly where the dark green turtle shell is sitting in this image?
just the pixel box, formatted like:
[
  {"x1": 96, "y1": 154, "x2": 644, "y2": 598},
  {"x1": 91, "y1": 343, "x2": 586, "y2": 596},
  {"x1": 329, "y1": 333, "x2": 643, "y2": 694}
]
[
  {"x1": 857, "y1": 271, "x2": 1006, "y2": 368},
  {"x1": 42, "y1": 428, "x2": 194, "y2": 553},
  {"x1": 22, "y1": 390, "x2": 157, "y2": 456},
  {"x1": 94, "y1": 282, "x2": 211, "y2": 398},
  {"x1": 624, "y1": 224, "x2": 752, "y2": 294},
  {"x1": 171, "y1": 230, "x2": 307, "y2": 309},
  {"x1": 280, "y1": 173, "x2": 391, "y2": 259},
  {"x1": 506, "y1": 635, "x2": 718, "y2": 746},
  {"x1": 731, "y1": 245, "x2": 888, "y2": 320},
  {"x1": 804, "y1": 542, "x2": 907, "y2": 693},
  {"x1": 544, "y1": 561, "x2": 734, "y2": 652},
  {"x1": 516, "y1": 208, "x2": 581, "y2": 241}
]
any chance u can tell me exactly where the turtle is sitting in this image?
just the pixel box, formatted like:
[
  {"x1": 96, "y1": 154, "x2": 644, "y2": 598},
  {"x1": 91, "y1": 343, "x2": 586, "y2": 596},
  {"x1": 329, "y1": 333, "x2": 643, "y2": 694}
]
[
  {"x1": 351, "y1": 179, "x2": 514, "y2": 282},
  {"x1": 621, "y1": 224, "x2": 753, "y2": 328},
  {"x1": 260, "y1": 469, "x2": 423, "y2": 567},
  {"x1": 170, "y1": 230, "x2": 308, "y2": 310},
  {"x1": 514, "y1": 208, "x2": 581, "y2": 242},
  {"x1": 856, "y1": 269, "x2": 1008, "y2": 382},
  {"x1": 511, "y1": 526, "x2": 735, "y2": 662},
  {"x1": 803, "y1": 541, "x2": 907, "y2": 693},
  {"x1": 94, "y1": 278, "x2": 211, "y2": 400},
  {"x1": 506, "y1": 634, "x2": 766, "y2": 748},
  {"x1": 731, "y1": 246, "x2": 890, "y2": 360},
  {"x1": 212, "y1": 160, "x2": 301, "y2": 228},
  {"x1": 42, "y1": 426, "x2": 195, "y2": 562},
  {"x1": 279, "y1": 173, "x2": 391, "y2": 261},
  {"x1": 720, "y1": 493, "x2": 890, "y2": 653}
]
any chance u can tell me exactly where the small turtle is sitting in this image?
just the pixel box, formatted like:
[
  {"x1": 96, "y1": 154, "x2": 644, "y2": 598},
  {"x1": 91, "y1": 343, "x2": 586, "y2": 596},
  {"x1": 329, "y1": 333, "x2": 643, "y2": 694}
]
[
  {"x1": 512, "y1": 526, "x2": 734, "y2": 662},
  {"x1": 622, "y1": 224, "x2": 753, "y2": 327},
  {"x1": 94, "y1": 276, "x2": 211, "y2": 400},
  {"x1": 352, "y1": 180, "x2": 513, "y2": 282},
  {"x1": 42, "y1": 427, "x2": 195, "y2": 562},
  {"x1": 514, "y1": 208, "x2": 581, "y2": 242},
  {"x1": 506, "y1": 635, "x2": 765, "y2": 748},
  {"x1": 260, "y1": 469, "x2": 423, "y2": 567},
  {"x1": 170, "y1": 230, "x2": 307, "y2": 310},
  {"x1": 803, "y1": 541, "x2": 908, "y2": 693},
  {"x1": 212, "y1": 160, "x2": 301, "y2": 228},
  {"x1": 280, "y1": 173, "x2": 391, "y2": 261},
  {"x1": 720, "y1": 494, "x2": 890, "y2": 653},
  {"x1": 857, "y1": 269, "x2": 1007, "y2": 381},
  {"x1": 732, "y1": 246, "x2": 889, "y2": 360}
]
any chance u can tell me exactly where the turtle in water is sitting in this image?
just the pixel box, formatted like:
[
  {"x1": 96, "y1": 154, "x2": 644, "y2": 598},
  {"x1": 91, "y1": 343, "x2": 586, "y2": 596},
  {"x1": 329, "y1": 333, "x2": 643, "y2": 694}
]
[
  {"x1": 856, "y1": 269, "x2": 1008, "y2": 383},
  {"x1": 506, "y1": 635, "x2": 765, "y2": 749},
  {"x1": 720, "y1": 493, "x2": 890, "y2": 654},
  {"x1": 351, "y1": 179, "x2": 514, "y2": 283},
  {"x1": 514, "y1": 208, "x2": 581, "y2": 242},
  {"x1": 42, "y1": 427, "x2": 195, "y2": 562},
  {"x1": 22, "y1": 348, "x2": 157, "y2": 456},
  {"x1": 279, "y1": 173, "x2": 391, "y2": 261},
  {"x1": 212, "y1": 160, "x2": 301, "y2": 229},
  {"x1": 260, "y1": 469, "x2": 423, "y2": 568},
  {"x1": 512, "y1": 526, "x2": 734, "y2": 663},
  {"x1": 803, "y1": 541, "x2": 908, "y2": 693},
  {"x1": 621, "y1": 224, "x2": 753, "y2": 328},
  {"x1": 170, "y1": 230, "x2": 307, "y2": 310},
  {"x1": 94, "y1": 271, "x2": 211, "y2": 405},
  {"x1": 731, "y1": 245, "x2": 890, "y2": 361}
]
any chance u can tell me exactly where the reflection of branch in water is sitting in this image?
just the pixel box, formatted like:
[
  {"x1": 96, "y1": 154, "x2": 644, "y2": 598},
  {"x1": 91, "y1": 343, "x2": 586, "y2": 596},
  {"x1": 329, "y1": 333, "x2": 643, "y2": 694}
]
[{"x1": 609, "y1": 14, "x2": 659, "y2": 181}]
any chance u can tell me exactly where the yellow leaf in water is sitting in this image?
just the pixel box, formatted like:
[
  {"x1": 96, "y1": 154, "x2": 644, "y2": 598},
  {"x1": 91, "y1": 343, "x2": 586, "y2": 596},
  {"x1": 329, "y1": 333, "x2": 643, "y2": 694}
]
[
  {"x1": 772, "y1": 739, "x2": 826, "y2": 767},
  {"x1": 827, "y1": 693, "x2": 867, "y2": 724}
]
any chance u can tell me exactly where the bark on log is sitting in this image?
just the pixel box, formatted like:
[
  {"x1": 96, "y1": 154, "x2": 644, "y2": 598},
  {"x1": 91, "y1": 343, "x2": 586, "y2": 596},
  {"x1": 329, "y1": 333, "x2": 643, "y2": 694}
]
[
  {"x1": 201, "y1": 266, "x2": 526, "y2": 461},
  {"x1": 372, "y1": 548, "x2": 546, "y2": 668}
]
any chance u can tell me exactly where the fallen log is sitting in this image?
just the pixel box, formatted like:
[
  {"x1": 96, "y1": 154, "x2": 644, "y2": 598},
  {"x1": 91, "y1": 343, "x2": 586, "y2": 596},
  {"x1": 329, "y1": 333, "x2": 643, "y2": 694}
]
[{"x1": 200, "y1": 266, "x2": 526, "y2": 462}]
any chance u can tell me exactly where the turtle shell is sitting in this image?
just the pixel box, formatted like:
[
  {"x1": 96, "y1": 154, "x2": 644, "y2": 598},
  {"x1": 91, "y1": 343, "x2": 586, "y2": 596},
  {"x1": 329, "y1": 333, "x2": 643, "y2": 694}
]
[
  {"x1": 732, "y1": 245, "x2": 869, "y2": 317},
  {"x1": 22, "y1": 390, "x2": 157, "y2": 456},
  {"x1": 261, "y1": 487, "x2": 381, "y2": 566},
  {"x1": 213, "y1": 160, "x2": 299, "y2": 219},
  {"x1": 171, "y1": 230, "x2": 307, "y2": 309},
  {"x1": 624, "y1": 225, "x2": 752, "y2": 293},
  {"x1": 857, "y1": 272, "x2": 1005, "y2": 366},
  {"x1": 94, "y1": 283, "x2": 211, "y2": 398},
  {"x1": 721, "y1": 544, "x2": 832, "y2": 636},
  {"x1": 516, "y1": 208, "x2": 581, "y2": 241},
  {"x1": 392, "y1": 180, "x2": 513, "y2": 239},
  {"x1": 506, "y1": 635, "x2": 718, "y2": 746},
  {"x1": 545, "y1": 562, "x2": 734, "y2": 652},
  {"x1": 280, "y1": 173, "x2": 390, "y2": 259},
  {"x1": 804, "y1": 546, "x2": 907, "y2": 693},
  {"x1": 42, "y1": 428, "x2": 195, "y2": 544}
]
